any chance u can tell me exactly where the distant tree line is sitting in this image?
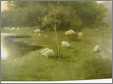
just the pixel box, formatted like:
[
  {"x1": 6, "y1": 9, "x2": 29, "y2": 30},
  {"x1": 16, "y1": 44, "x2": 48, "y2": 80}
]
[{"x1": 1, "y1": 1, "x2": 107, "y2": 30}]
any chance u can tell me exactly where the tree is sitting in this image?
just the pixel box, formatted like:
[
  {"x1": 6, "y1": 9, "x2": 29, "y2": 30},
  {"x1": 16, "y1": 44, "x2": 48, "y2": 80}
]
[
  {"x1": 1, "y1": 1, "x2": 107, "y2": 30},
  {"x1": 41, "y1": 5, "x2": 82, "y2": 31}
]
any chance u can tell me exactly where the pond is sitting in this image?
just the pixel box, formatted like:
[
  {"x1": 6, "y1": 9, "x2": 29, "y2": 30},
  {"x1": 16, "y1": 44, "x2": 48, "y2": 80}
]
[{"x1": 1, "y1": 33, "x2": 43, "y2": 60}]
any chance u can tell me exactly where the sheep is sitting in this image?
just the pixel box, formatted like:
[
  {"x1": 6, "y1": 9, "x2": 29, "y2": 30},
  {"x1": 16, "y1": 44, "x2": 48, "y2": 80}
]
[
  {"x1": 64, "y1": 29, "x2": 76, "y2": 36},
  {"x1": 11, "y1": 27, "x2": 15, "y2": 30},
  {"x1": 93, "y1": 45, "x2": 101, "y2": 52},
  {"x1": 65, "y1": 29, "x2": 83, "y2": 40},
  {"x1": 8, "y1": 27, "x2": 16, "y2": 31},
  {"x1": 33, "y1": 28, "x2": 40, "y2": 33},
  {"x1": 33, "y1": 29, "x2": 41, "y2": 37},
  {"x1": 40, "y1": 48, "x2": 55, "y2": 57},
  {"x1": 61, "y1": 41, "x2": 71, "y2": 48}
]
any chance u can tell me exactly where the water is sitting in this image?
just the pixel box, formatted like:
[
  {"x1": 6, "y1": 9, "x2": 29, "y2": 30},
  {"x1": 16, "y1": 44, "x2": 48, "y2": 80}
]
[
  {"x1": 1, "y1": 44, "x2": 8, "y2": 60},
  {"x1": 1, "y1": 33, "x2": 43, "y2": 60}
]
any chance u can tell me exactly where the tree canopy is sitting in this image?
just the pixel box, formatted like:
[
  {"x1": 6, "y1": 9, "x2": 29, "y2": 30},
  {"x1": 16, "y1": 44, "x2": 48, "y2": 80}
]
[{"x1": 1, "y1": 1, "x2": 107, "y2": 30}]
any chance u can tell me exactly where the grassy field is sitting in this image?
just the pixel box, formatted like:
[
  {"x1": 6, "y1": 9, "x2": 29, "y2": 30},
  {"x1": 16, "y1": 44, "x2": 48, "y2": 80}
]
[{"x1": 1, "y1": 26, "x2": 112, "y2": 81}]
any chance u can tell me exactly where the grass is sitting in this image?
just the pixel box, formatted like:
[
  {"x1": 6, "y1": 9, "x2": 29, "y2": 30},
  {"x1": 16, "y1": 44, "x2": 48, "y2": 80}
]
[{"x1": 1, "y1": 26, "x2": 112, "y2": 81}]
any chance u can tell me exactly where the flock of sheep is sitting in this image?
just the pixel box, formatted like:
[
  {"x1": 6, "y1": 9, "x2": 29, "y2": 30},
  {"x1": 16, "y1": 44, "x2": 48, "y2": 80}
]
[
  {"x1": 33, "y1": 28, "x2": 101, "y2": 57},
  {"x1": 3, "y1": 27, "x2": 101, "y2": 57}
]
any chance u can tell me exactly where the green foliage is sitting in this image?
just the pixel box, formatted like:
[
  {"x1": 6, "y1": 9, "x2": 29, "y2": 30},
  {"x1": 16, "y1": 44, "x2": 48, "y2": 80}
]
[
  {"x1": 77, "y1": 1, "x2": 107, "y2": 27},
  {"x1": 1, "y1": 1, "x2": 107, "y2": 30},
  {"x1": 41, "y1": 5, "x2": 82, "y2": 30}
]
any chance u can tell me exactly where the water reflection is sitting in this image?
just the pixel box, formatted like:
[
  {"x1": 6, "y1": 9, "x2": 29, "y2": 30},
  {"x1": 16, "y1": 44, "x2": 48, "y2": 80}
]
[
  {"x1": 1, "y1": 33, "x2": 43, "y2": 60},
  {"x1": 1, "y1": 42, "x2": 8, "y2": 60},
  {"x1": 1, "y1": 33, "x2": 8, "y2": 60}
]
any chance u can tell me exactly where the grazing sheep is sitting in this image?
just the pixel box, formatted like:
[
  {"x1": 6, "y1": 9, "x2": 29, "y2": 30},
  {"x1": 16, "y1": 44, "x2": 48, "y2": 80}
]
[
  {"x1": 93, "y1": 45, "x2": 101, "y2": 52},
  {"x1": 61, "y1": 41, "x2": 71, "y2": 48},
  {"x1": 11, "y1": 27, "x2": 15, "y2": 30},
  {"x1": 64, "y1": 29, "x2": 84, "y2": 40},
  {"x1": 40, "y1": 48, "x2": 55, "y2": 57},
  {"x1": 34, "y1": 29, "x2": 40, "y2": 33},
  {"x1": 65, "y1": 29, "x2": 76, "y2": 36}
]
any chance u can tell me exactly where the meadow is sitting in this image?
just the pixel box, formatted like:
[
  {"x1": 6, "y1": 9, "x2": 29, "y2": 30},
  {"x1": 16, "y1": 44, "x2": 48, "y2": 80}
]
[
  {"x1": 1, "y1": 25, "x2": 112, "y2": 81},
  {"x1": 1, "y1": 0, "x2": 112, "y2": 81}
]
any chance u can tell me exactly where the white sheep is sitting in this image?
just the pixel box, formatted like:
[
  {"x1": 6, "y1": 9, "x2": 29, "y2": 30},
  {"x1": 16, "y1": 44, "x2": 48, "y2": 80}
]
[
  {"x1": 61, "y1": 41, "x2": 71, "y2": 48},
  {"x1": 34, "y1": 28, "x2": 40, "y2": 33},
  {"x1": 93, "y1": 45, "x2": 101, "y2": 52},
  {"x1": 65, "y1": 29, "x2": 76, "y2": 36},
  {"x1": 40, "y1": 48, "x2": 55, "y2": 57},
  {"x1": 11, "y1": 27, "x2": 15, "y2": 30}
]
